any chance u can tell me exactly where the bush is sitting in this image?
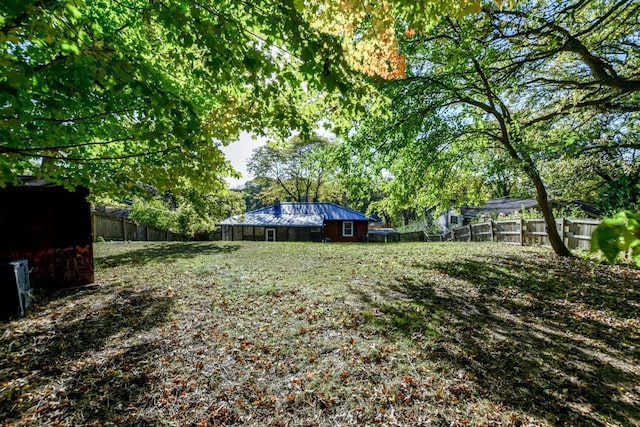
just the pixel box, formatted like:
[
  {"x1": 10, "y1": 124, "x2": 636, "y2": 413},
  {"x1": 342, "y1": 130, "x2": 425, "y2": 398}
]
[{"x1": 591, "y1": 210, "x2": 640, "y2": 266}]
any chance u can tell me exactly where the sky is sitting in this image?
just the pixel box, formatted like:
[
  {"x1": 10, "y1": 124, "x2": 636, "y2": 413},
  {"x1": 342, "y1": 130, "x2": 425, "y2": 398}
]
[
  {"x1": 220, "y1": 132, "x2": 267, "y2": 188},
  {"x1": 220, "y1": 126, "x2": 335, "y2": 188}
]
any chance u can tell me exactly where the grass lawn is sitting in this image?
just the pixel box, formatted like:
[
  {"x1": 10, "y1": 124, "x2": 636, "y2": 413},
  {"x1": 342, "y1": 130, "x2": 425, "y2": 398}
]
[{"x1": 1, "y1": 241, "x2": 639, "y2": 426}]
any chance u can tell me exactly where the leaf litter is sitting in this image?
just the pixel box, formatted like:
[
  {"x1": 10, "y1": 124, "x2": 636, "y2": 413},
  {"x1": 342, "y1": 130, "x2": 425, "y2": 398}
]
[{"x1": 0, "y1": 241, "x2": 638, "y2": 426}]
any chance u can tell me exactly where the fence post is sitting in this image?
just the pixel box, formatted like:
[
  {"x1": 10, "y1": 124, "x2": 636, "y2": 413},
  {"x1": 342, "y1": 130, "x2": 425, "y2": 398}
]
[
  {"x1": 520, "y1": 218, "x2": 525, "y2": 246},
  {"x1": 560, "y1": 217, "x2": 567, "y2": 246},
  {"x1": 91, "y1": 213, "x2": 97, "y2": 242},
  {"x1": 468, "y1": 224, "x2": 472, "y2": 242},
  {"x1": 490, "y1": 221, "x2": 495, "y2": 242},
  {"x1": 122, "y1": 217, "x2": 127, "y2": 241}
]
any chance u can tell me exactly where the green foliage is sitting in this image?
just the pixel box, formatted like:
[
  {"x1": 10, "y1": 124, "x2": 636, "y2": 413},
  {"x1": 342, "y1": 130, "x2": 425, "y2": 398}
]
[
  {"x1": 129, "y1": 199, "x2": 178, "y2": 232},
  {"x1": 538, "y1": 156, "x2": 600, "y2": 203},
  {"x1": 597, "y1": 173, "x2": 640, "y2": 217},
  {"x1": 128, "y1": 189, "x2": 245, "y2": 236},
  {"x1": 537, "y1": 115, "x2": 640, "y2": 210},
  {"x1": 5, "y1": 0, "x2": 638, "y2": 232},
  {"x1": 332, "y1": 0, "x2": 640, "y2": 256},
  {"x1": 395, "y1": 219, "x2": 439, "y2": 234},
  {"x1": 0, "y1": 0, "x2": 349, "y2": 198},
  {"x1": 337, "y1": 111, "x2": 492, "y2": 225},
  {"x1": 247, "y1": 134, "x2": 345, "y2": 203},
  {"x1": 234, "y1": 180, "x2": 266, "y2": 212},
  {"x1": 591, "y1": 210, "x2": 640, "y2": 266},
  {"x1": 551, "y1": 204, "x2": 590, "y2": 220},
  {"x1": 479, "y1": 205, "x2": 589, "y2": 222}
]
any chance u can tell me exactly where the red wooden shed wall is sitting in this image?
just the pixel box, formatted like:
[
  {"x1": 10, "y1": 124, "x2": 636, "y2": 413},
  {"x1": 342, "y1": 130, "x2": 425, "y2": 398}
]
[
  {"x1": 324, "y1": 221, "x2": 368, "y2": 242},
  {"x1": 0, "y1": 183, "x2": 94, "y2": 289}
]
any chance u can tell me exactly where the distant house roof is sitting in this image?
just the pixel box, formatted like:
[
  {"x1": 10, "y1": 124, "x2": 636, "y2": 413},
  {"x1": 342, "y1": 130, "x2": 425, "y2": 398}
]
[
  {"x1": 219, "y1": 202, "x2": 372, "y2": 227},
  {"x1": 460, "y1": 197, "x2": 600, "y2": 219},
  {"x1": 16, "y1": 176, "x2": 60, "y2": 187},
  {"x1": 93, "y1": 205, "x2": 131, "y2": 218},
  {"x1": 552, "y1": 200, "x2": 600, "y2": 218},
  {"x1": 460, "y1": 197, "x2": 539, "y2": 219},
  {"x1": 7, "y1": 176, "x2": 90, "y2": 197}
]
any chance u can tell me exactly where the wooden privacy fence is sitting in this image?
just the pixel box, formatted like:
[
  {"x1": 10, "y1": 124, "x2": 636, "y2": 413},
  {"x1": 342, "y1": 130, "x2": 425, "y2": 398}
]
[
  {"x1": 441, "y1": 218, "x2": 601, "y2": 251},
  {"x1": 92, "y1": 212, "x2": 188, "y2": 242},
  {"x1": 399, "y1": 231, "x2": 445, "y2": 242},
  {"x1": 368, "y1": 230, "x2": 444, "y2": 243}
]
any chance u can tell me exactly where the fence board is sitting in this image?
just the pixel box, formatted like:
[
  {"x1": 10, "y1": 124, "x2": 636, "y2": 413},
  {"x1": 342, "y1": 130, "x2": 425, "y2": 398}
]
[
  {"x1": 92, "y1": 212, "x2": 187, "y2": 242},
  {"x1": 471, "y1": 222, "x2": 492, "y2": 242},
  {"x1": 398, "y1": 231, "x2": 424, "y2": 242},
  {"x1": 492, "y1": 220, "x2": 519, "y2": 245},
  {"x1": 398, "y1": 217, "x2": 602, "y2": 251},
  {"x1": 566, "y1": 218, "x2": 600, "y2": 251},
  {"x1": 424, "y1": 233, "x2": 444, "y2": 242}
]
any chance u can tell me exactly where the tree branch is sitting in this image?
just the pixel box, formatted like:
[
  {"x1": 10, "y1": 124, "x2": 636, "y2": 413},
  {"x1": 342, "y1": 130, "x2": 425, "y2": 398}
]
[
  {"x1": 0, "y1": 137, "x2": 139, "y2": 153},
  {"x1": 27, "y1": 109, "x2": 137, "y2": 123},
  {"x1": 1, "y1": 145, "x2": 181, "y2": 162}
]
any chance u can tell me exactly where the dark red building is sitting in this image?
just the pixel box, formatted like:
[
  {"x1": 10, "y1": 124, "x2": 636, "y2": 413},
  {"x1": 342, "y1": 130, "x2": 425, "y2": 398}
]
[
  {"x1": 0, "y1": 178, "x2": 94, "y2": 289},
  {"x1": 219, "y1": 202, "x2": 371, "y2": 242}
]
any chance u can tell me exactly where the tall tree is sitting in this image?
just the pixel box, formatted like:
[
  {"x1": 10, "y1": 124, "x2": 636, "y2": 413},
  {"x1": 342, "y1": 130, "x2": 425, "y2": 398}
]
[
  {"x1": 534, "y1": 113, "x2": 640, "y2": 210},
  {"x1": 484, "y1": 1, "x2": 640, "y2": 121},
  {"x1": 335, "y1": 0, "x2": 640, "y2": 256},
  {"x1": 1, "y1": 0, "x2": 495, "y2": 201},
  {"x1": 0, "y1": 0, "x2": 349, "y2": 197},
  {"x1": 335, "y1": 115, "x2": 491, "y2": 223},
  {"x1": 235, "y1": 179, "x2": 266, "y2": 212},
  {"x1": 247, "y1": 134, "x2": 339, "y2": 202}
]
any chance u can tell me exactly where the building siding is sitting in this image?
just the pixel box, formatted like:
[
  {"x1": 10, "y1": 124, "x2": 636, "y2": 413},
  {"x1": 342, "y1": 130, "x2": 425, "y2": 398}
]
[
  {"x1": 221, "y1": 222, "x2": 368, "y2": 242},
  {"x1": 219, "y1": 203, "x2": 371, "y2": 242},
  {"x1": 0, "y1": 183, "x2": 94, "y2": 289},
  {"x1": 221, "y1": 225, "x2": 324, "y2": 242},
  {"x1": 324, "y1": 221, "x2": 368, "y2": 242}
]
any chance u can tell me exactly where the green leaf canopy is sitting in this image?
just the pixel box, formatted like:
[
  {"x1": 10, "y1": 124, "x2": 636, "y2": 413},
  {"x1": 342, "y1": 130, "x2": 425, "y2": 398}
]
[{"x1": 0, "y1": 0, "x2": 344, "y2": 197}]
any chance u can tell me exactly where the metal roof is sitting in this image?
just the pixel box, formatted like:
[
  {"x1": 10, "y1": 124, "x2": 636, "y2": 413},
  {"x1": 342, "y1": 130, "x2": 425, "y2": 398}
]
[
  {"x1": 460, "y1": 197, "x2": 539, "y2": 219},
  {"x1": 10, "y1": 176, "x2": 62, "y2": 188},
  {"x1": 459, "y1": 197, "x2": 600, "y2": 220},
  {"x1": 219, "y1": 202, "x2": 371, "y2": 227},
  {"x1": 552, "y1": 200, "x2": 600, "y2": 218}
]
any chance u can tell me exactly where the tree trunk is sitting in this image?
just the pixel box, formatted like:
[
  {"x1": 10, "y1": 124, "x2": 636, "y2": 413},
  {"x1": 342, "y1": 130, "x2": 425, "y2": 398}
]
[
  {"x1": 494, "y1": 113, "x2": 572, "y2": 257},
  {"x1": 530, "y1": 173, "x2": 572, "y2": 257}
]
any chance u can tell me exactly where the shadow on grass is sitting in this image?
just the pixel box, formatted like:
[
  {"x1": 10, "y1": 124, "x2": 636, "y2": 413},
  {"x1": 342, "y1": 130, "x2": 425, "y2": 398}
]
[
  {"x1": 354, "y1": 254, "x2": 640, "y2": 426},
  {"x1": 0, "y1": 287, "x2": 174, "y2": 425},
  {"x1": 95, "y1": 242, "x2": 241, "y2": 268}
]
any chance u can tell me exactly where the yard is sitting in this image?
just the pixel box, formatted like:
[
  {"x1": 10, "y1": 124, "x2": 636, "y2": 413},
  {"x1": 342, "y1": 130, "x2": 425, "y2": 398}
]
[{"x1": 1, "y1": 241, "x2": 639, "y2": 426}]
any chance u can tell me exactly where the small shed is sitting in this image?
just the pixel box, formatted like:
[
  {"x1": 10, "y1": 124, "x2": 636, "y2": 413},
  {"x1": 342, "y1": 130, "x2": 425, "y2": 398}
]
[
  {"x1": 0, "y1": 178, "x2": 94, "y2": 290},
  {"x1": 219, "y1": 201, "x2": 372, "y2": 242}
]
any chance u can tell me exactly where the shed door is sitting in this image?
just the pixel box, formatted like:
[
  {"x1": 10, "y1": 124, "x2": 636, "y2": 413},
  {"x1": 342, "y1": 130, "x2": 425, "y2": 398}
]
[{"x1": 266, "y1": 228, "x2": 276, "y2": 242}]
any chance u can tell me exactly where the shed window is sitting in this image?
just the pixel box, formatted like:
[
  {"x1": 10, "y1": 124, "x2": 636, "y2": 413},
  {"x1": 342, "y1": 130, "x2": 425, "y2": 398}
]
[{"x1": 342, "y1": 221, "x2": 354, "y2": 237}]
